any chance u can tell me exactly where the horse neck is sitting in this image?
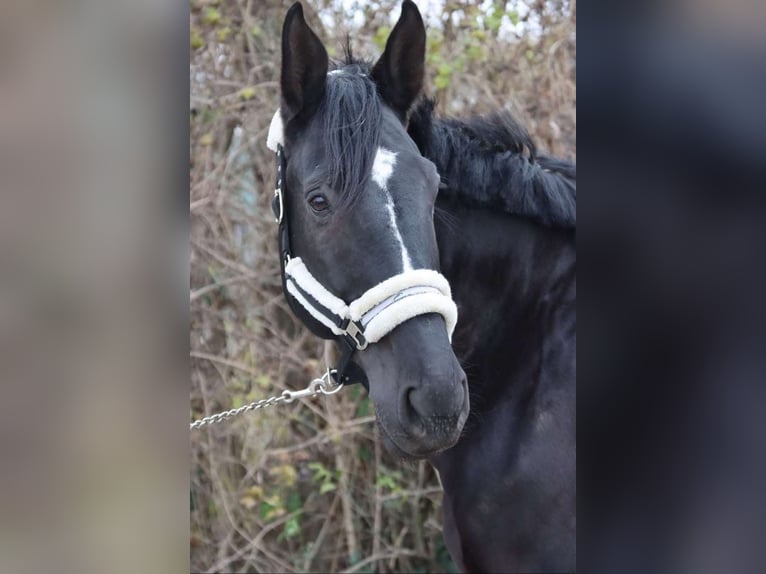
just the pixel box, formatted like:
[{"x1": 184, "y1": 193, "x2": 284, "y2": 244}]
[{"x1": 435, "y1": 200, "x2": 576, "y2": 406}]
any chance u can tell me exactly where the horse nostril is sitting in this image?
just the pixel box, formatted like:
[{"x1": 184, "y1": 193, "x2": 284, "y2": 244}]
[
  {"x1": 407, "y1": 386, "x2": 430, "y2": 419},
  {"x1": 403, "y1": 374, "x2": 465, "y2": 424},
  {"x1": 401, "y1": 388, "x2": 427, "y2": 438}
]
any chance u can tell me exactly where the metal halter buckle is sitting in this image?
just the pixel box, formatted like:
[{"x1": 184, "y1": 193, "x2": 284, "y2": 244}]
[
  {"x1": 343, "y1": 320, "x2": 368, "y2": 350},
  {"x1": 273, "y1": 188, "x2": 284, "y2": 224}
]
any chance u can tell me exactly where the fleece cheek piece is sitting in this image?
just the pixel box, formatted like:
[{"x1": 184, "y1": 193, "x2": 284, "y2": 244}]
[
  {"x1": 284, "y1": 257, "x2": 458, "y2": 346},
  {"x1": 267, "y1": 109, "x2": 284, "y2": 152},
  {"x1": 284, "y1": 257, "x2": 348, "y2": 337}
]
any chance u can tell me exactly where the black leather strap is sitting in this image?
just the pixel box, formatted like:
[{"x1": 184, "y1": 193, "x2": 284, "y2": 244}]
[{"x1": 332, "y1": 339, "x2": 368, "y2": 389}]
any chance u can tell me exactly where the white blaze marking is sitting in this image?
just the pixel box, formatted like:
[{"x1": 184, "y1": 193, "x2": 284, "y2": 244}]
[
  {"x1": 372, "y1": 148, "x2": 413, "y2": 271},
  {"x1": 372, "y1": 147, "x2": 396, "y2": 188}
]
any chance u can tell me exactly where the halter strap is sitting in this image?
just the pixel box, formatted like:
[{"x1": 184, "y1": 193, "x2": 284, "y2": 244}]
[{"x1": 284, "y1": 257, "x2": 458, "y2": 346}]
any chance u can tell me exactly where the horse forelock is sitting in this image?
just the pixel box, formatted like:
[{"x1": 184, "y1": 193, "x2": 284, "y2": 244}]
[{"x1": 318, "y1": 68, "x2": 382, "y2": 212}]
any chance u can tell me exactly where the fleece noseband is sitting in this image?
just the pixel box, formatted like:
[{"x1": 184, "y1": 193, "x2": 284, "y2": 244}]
[{"x1": 267, "y1": 109, "x2": 457, "y2": 387}]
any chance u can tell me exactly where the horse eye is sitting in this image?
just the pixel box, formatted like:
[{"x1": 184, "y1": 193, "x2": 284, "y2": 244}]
[{"x1": 308, "y1": 195, "x2": 329, "y2": 213}]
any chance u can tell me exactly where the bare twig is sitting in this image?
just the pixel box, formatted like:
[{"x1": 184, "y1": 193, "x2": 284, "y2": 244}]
[
  {"x1": 302, "y1": 494, "x2": 340, "y2": 572},
  {"x1": 191, "y1": 350, "x2": 259, "y2": 377},
  {"x1": 372, "y1": 426, "x2": 383, "y2": 568},
  {"x1": 191, "y1": 275, "x2": 251, "y2": 302},
  {"x1": 341, "y1": 549, "x2": 419, "y2": 573}
]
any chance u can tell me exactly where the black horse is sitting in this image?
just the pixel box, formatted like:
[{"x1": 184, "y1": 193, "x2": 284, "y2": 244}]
[{"x1": 273, "y1": 2, "x2": 575, "y2": 571}]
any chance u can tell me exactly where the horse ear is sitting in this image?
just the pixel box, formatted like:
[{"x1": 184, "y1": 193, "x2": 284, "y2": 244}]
[
  {"x1": 281, "y1": 2, "x2": 328, "y2": 124},
  {"x1": 371, "y1": 0, "x2": 426, "y2": 121}
]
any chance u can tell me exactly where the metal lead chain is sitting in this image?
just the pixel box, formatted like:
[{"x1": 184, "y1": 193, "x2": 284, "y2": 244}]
[
  {"x1": 190, "y1": 370, "x2": 343, "y2": 430},
  {"x1": 190, "y1": 394, "x2": 287, "y2": 430}
]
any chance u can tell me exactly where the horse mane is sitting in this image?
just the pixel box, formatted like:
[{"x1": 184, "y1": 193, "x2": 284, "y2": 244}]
[{"x1": 407, "y1": 99, "x2": 576, "y2": 229}]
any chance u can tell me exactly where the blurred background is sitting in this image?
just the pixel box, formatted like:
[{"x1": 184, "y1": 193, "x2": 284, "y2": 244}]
[{"x1": 189, "y1": 0, "x2": 575, "y2": 572}]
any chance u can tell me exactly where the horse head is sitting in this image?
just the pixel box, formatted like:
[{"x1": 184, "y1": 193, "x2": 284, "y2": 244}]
[{"x1": 271, "y1": 1, "x2": 468, "y2": 458}]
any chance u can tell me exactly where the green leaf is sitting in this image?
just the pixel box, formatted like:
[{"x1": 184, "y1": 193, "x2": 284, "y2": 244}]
[
  {"x1": 286, "y1": 490, "x2": 302, "y2": 513},
  {"x1": 487, "y1": 16, "x2": 501, "y2": 31},
  {"x1": 319, "y1": 481, "x2": 336, "y2": 494},
  {"x1": 373, "y1": 26, "x2": 391, "y2": 51},
  {"x1": 203, "y1": 7, "x2": 221, "y2": 26},
  {"x1": 348, "y1": 385, "x2": 362, "y2": 400},
  {"x1": 190, "y1": 29, "x2": 204, "y2": 50},
  {"x1": 376, "y1": 475, "x2": 395, "y2": 490},
  {"x1": 260, "y1": 501, "x2": 285, "y2": 521},
  {"x1": 283, "y1": 516, "x2": 301, "y2": 539},
  {"x1": 467, "y1": 44, "x2": 484, "y2": 61},
  {"x1": 355, "y1": 397, "x2": 370, "y2": 418},
  {"x1": 216, "y1": 26, "x2": 231, "y2": 42},
  {"x1": 308, "y1": 462, "x2": 331, "y2": 482},
  {"x1": 239, "y1": 87, "x2": 256, "y2": 101},
  {"x1": 201, "y1": 106, "x2": 215, "y2": 124},
  {"x1": 358, "y1": 445, "x2": 372, "y2": 462}
]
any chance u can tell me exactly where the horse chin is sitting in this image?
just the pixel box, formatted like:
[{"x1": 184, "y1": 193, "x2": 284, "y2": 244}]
[{"x1": 375, "y1": 416, "x2": 461, "y2": 461}]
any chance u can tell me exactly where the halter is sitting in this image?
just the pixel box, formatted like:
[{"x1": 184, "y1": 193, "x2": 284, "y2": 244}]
[{"x1": 267, "y1": 109, "x2": 458, "y2": 388}]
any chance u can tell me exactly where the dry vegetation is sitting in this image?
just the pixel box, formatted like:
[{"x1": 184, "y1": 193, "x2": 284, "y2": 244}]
[{"x1": 190, "y1": 1, "x2": 575, "y2": 572}]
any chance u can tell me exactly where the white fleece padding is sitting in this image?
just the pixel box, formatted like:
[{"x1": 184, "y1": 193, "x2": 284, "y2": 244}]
[
  {"x1": 362, "y1": 291, "x2": 458, "y2": 344},
  {"x1": 359, "y1": 285, "x2": 441, "y2": 326},
  {"x1": 285, "y1": 257, "x2": 458, "y2": 344},
  {"x1": 285, "y1": 257, "x2": 348, "y2": 317},
  {"x1": 348, "y1": 269, "x2": 452, "y2": 319},
  {"x1": 266, "y1": 109, "x2": 284, "y2": 152},
  {"x1": 285, "y1": 280, "x2": 346, "y2": 336}
]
